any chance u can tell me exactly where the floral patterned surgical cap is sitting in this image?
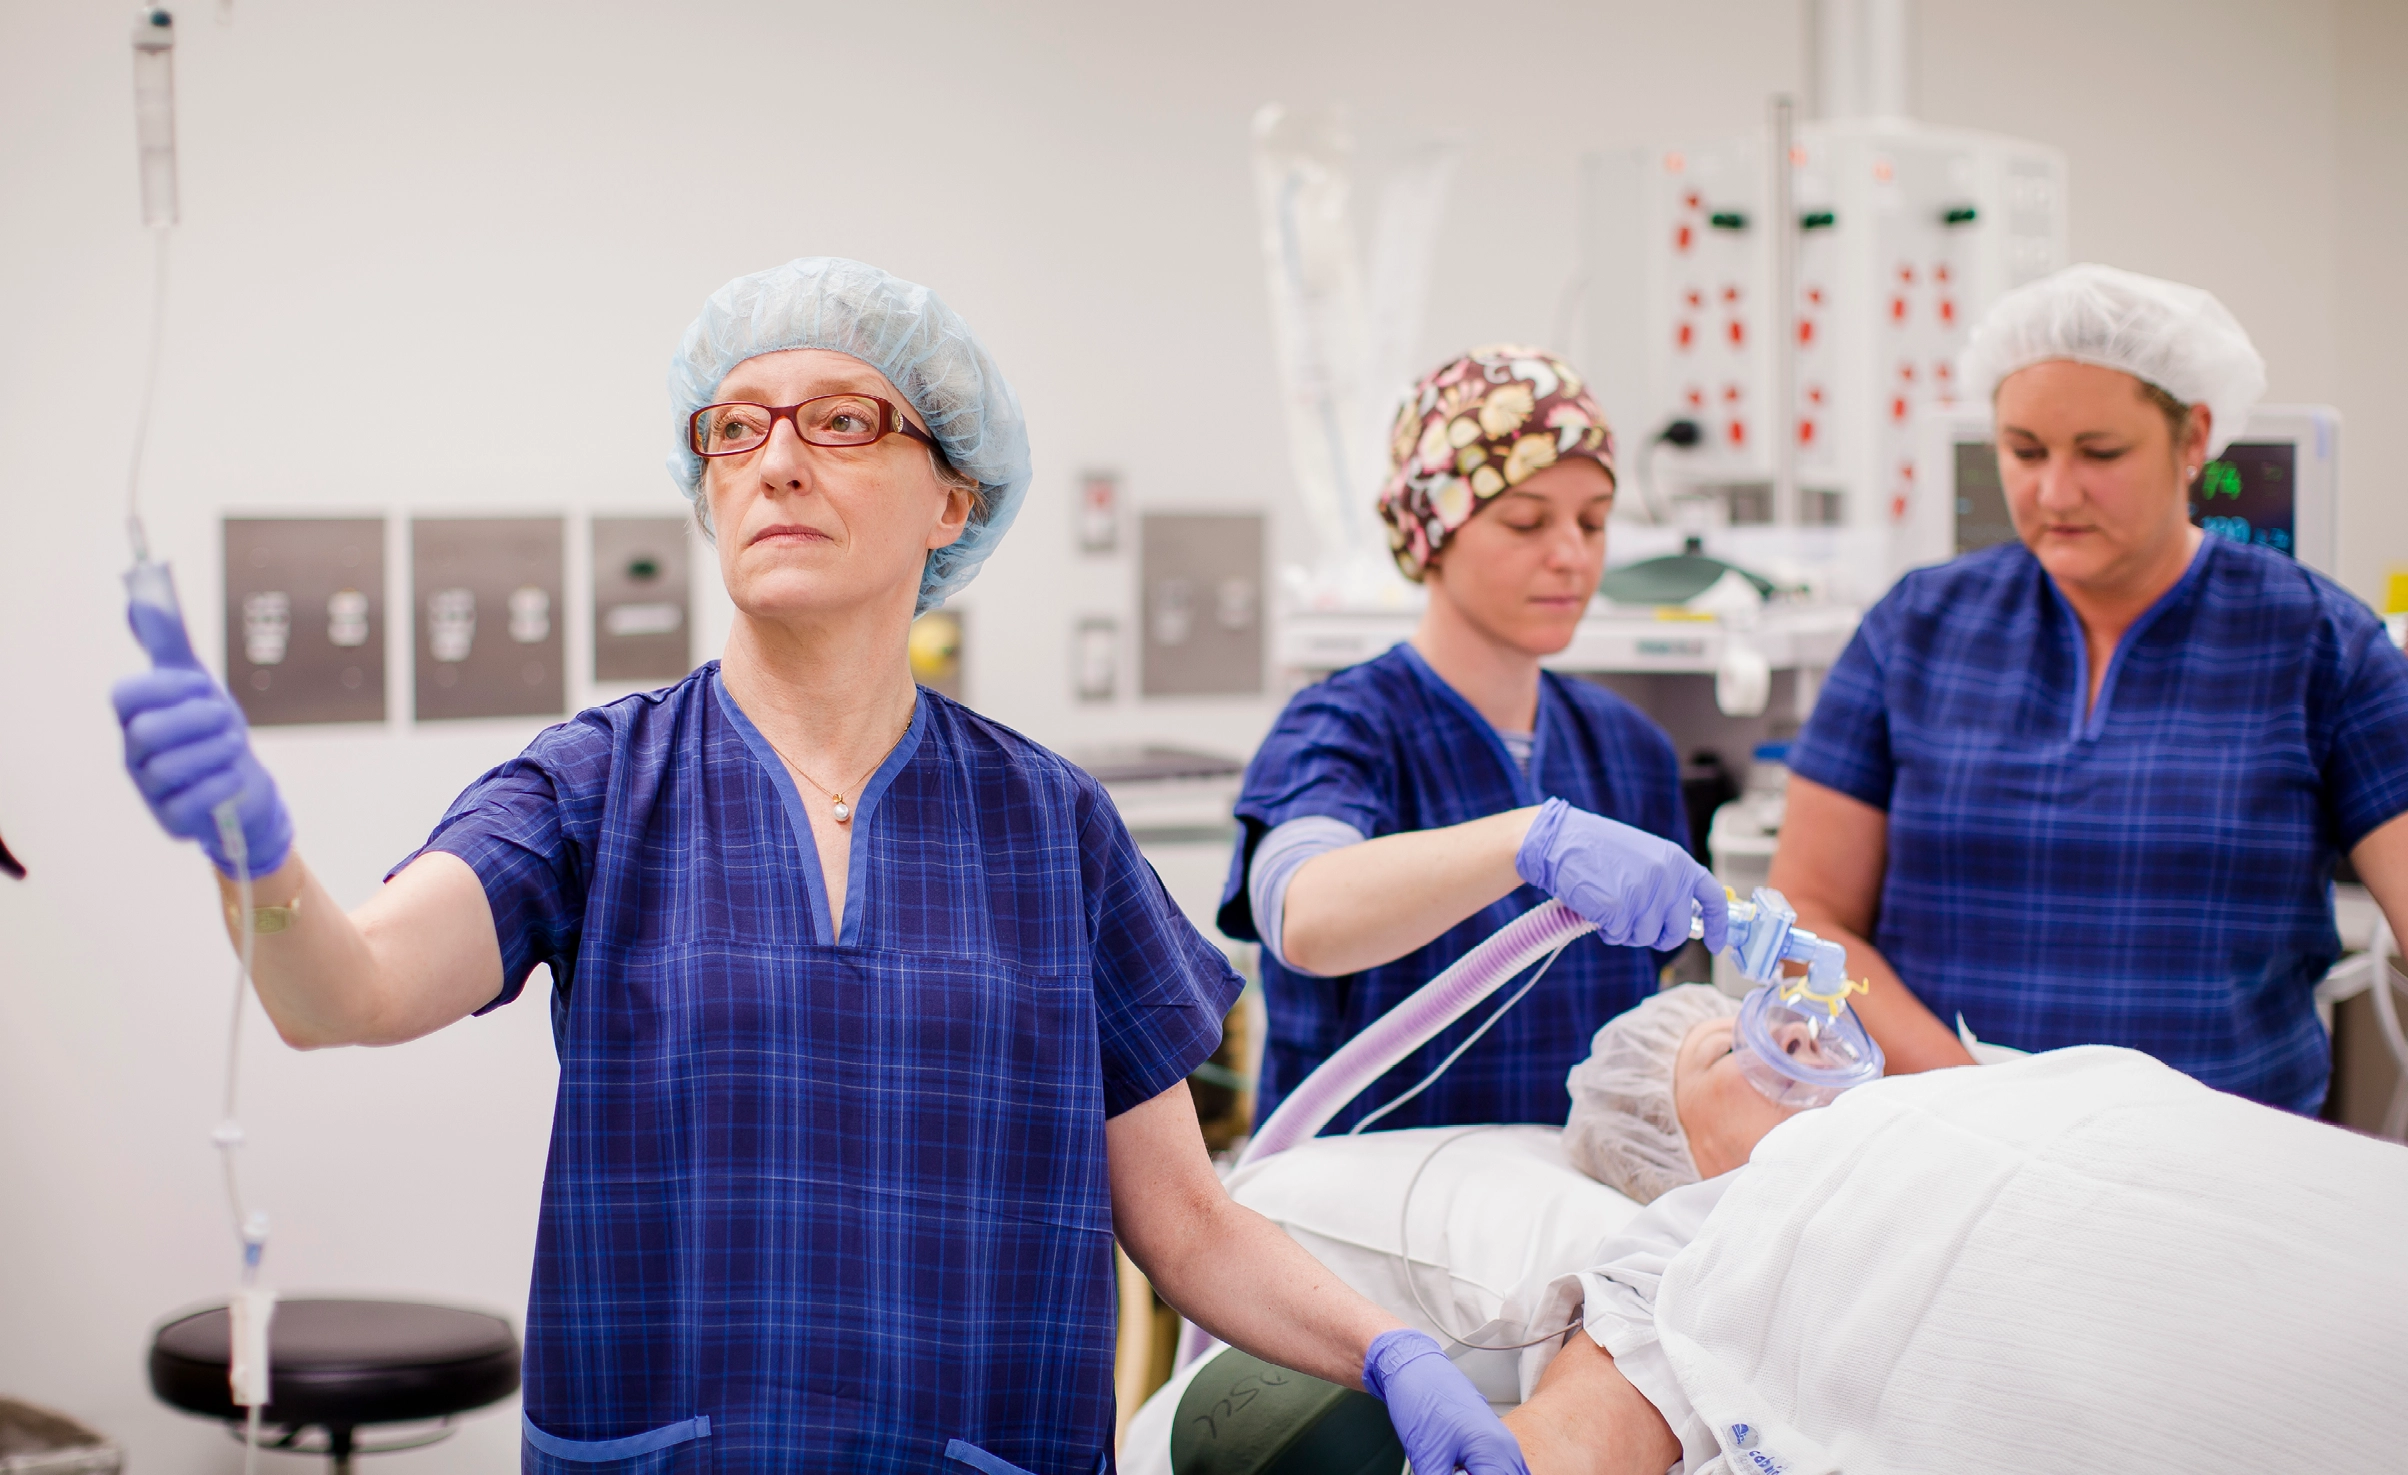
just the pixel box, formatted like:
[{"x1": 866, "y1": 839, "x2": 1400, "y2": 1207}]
[{"x1": 1376, "y1": 345, "x2": 1616, "y2": 581}]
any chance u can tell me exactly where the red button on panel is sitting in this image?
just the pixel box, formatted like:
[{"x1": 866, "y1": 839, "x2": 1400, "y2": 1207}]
[
  {"x1": 1722, "y1": 285, "x2": 1740, "y2": 302},
  {"x1": 1939, "y1": 299, "x2": 1956, "y2": 325},
  {"x1": 1686, "y1": 289, "x2": 1704, "y2": 309},
  {"x1": 1728, "y1": 320, "x2": 1745, "y2": 346},
  {"x1": 1675, "y1": 224, "x2": 1693, "y2": 252},
  {"x1": 1891, "y1": 396, "x2": 1909, "y2": 421},
  {"x1": 1798, "y1": 319, "x2": 1815, "y2": 346},
  {"x1": 1727, "y1": 419, "x2": 1748, "y2": 446},
  {"x1": 1677, "y1": 322, "x2": 1694, "y2": 349},
  {"x1": 1798, "y1": 418, "x2": 1816, "y2": 446},
  {"x1": 1891, "y1": 297, "x2": 1908, "y2": 322},
  {"x1": 1685, "y1": 387, "x2": 1705, "y2": 408},
  {"x1": 1721, "y1": 384, "x2": 1742, "y2": 403}
]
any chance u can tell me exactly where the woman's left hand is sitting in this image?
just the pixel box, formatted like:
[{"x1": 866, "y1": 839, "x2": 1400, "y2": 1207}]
[{"x1": 1366, "y1": 1329, "x2": 1531, "y2": 1474}]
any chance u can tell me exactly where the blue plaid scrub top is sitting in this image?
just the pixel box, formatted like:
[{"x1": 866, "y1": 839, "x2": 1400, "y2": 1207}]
[
  {"x1": 402, "y1": 666, "x2": 1240, "y2": 1475},
  {"x1": 1216, "y1": 643, "x2": 1688, "y2": 1131},
  {"x1": 1789, "y1": 536, "x2": 2408, "y2": 1111}
]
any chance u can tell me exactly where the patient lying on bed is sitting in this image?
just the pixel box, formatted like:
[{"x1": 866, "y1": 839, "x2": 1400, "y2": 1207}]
[{"x1": 1503, "y1": 986, "x2": 2408, "y2": 1475}]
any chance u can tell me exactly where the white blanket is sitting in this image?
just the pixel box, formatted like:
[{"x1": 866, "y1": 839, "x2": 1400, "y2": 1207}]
[{"x1": 1578, "y1": 1046, "x2": 2408, "y2": 1475}]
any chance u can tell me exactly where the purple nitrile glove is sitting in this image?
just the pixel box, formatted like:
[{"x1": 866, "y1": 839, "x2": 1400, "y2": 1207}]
[
  {"x1": 1516, "y1": 797, "x2": 1727, "y2": 953},
  {"x1": 1364, "y1": 1329, "x2": 1529, "y2": 1475},
  {"x1": 114, "y1": 567, "x2": 293, "y2": 879}
]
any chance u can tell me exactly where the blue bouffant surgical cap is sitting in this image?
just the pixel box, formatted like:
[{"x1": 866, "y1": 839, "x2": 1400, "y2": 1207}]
[{"x1": 667, "y1": 257, "x2": 1032, "y2": 613}]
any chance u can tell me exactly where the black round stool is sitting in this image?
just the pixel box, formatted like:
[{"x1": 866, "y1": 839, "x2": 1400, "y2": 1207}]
[{"x1": 149, "y1": 1298, "x2": 519, "y2": 1473}]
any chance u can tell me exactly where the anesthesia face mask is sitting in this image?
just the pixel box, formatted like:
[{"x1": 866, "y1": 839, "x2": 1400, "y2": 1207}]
[{"x1": 1699, "y1": 887, "x2": 1886, "y2": 1108}]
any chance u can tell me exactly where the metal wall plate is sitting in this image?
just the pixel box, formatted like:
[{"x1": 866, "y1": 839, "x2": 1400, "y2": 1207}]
[
  {"x1": 1140, "y1": 513, "x2": 1263, "y2": 697},
  {"x1": 592, "y1": 516, "x2": 693, "y2": 682},
  {"x1": 222, "y1": 517, "x2": 386, "y2": 726},
  {"x1": 412, "y1": 517, "x2": 565, "y2": 721}
]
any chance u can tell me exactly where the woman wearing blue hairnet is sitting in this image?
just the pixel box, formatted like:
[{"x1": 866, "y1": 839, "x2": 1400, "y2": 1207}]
[
  {"x1": 1769, "y1": 264, "x2": 2408, "y2": 1110},
  {"x1": 110, "y1": 259, "x2": 1526, "y2": 1475}
]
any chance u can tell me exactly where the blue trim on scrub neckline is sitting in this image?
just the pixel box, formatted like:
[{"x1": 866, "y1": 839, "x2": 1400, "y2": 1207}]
[
  {"x1": 840, "y1": 693, "x2": 927, "y2": 943},
  {"x1": 523, "y1": 1412, "x2": 711, "y2": 1462},
  {"x1": 1394, "y1": 640, "x2": 1551, "y2": 806},
  {"x1": 713, "y1": 671, "x2": 927, "y2": 946},
  {"x1": 944, "y1": 1437, "x2": 1042, "y2": 1475},
  {"x1": 2048, "y1": 534, "x2": 2214, "y2": 742}
]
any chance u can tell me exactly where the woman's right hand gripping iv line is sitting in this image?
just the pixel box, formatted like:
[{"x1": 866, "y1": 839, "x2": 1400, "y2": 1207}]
[
  {"x1": 1515, "y1": 796, "x2": 1727, "y2": 953},
  {"x1": 114, "y1": 562, "x2": 293, "y2": 879}
]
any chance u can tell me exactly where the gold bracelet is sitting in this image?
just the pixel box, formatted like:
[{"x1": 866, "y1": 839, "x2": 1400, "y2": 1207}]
[{"x1": 227, "y1": 895, "x2": 301, "y2": 935}]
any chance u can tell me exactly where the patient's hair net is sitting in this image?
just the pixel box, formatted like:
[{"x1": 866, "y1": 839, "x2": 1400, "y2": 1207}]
[
  {"x1": 667, "y1": 257, "x2": 1032, "y2": 613},
  {"x1": 1959, "y1": 263, "x2": 2266, "y2": 458},
  {"x1": 1563, "y1": 984, "x2": 1740, "y2": 1205}
]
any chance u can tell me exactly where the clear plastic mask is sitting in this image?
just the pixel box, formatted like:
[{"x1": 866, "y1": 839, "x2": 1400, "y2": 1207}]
[{"x1": 1734, "y1": 982, "x2": 1885, "y2": 1108}]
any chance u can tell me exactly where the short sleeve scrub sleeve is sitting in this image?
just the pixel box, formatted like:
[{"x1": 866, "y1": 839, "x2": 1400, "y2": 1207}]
[{"x1": 397, "y1": 665, "x2": 1242, "y2": 1474}]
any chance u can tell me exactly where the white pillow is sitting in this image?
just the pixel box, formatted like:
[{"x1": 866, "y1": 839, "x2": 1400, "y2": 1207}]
[{"x1": 1228, "y1": 1125, "x2": 1641, "y2": 1404}]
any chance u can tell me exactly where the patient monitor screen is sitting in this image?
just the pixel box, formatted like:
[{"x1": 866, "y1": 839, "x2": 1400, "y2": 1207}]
[
  {"x1": 1952, "y1": 439, "x2": 2300, "y2": 561},
  {"x1": 2186, "y1": 442, "x2": 2298, "y2": 557}
]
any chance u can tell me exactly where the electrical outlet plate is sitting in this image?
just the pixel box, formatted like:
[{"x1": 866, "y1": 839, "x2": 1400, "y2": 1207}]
[
  {"x1": 412, "y1": 517, "x2": 565, "y2": 721},
  {"x1": 221, "y1": 517, "x2": 387, "y2": 726},
  {"x1": 1140, "y1": 513, "x2": 1264, "y2": 698},
  {"x1": 592, "y1": 516, "x2": 693, "y2": 682}
]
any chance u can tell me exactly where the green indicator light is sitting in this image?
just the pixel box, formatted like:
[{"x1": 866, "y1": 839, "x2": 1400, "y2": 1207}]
[{"x1": 2200, "y1": 461, "x2": 2242, "y2": 500}]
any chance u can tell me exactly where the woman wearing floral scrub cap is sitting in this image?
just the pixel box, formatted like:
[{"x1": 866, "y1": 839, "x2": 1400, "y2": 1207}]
[{"x1": 1219, "y1": 345, "x2": 1727, "y2": 1134}]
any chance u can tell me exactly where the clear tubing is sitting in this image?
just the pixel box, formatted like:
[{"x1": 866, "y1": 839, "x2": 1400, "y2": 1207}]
[
  {"x1": 212, "y1": 805, "x2": 268, "y2": 1475},
  {"x1": 125, "y1": 230, "x2": 171, "y2": 560},
  {"x1": 1238, "y1": 901, "x2": 1597, "y2": 1170},
  {"x1": 132, "y1": 9, "x2": 178, "y2": 229}
]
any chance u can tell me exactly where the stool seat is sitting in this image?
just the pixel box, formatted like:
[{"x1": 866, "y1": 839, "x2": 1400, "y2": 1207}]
[{"x1": 149, "y1": 1297, "x2": 519, "y2": 1432}]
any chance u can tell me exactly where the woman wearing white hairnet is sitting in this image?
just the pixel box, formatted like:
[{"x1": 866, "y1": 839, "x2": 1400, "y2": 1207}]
[
  {"x1": 1766, "y1": 264, "x2": 2408, "y2": 1109},
  {"x1": 108, "y1": 259, "x2": 1525, "y2": 1474}
]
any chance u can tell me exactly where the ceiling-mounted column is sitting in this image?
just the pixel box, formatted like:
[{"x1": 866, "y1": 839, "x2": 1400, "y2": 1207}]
[{"x1": 1811, "y1": 0, "x2": 1914, "y2": 122}]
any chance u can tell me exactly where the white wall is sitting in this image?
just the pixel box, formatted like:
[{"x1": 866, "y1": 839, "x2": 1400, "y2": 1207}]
[{"x1": 0, "y1": 2, "x2": 2395, "y2": 1469}]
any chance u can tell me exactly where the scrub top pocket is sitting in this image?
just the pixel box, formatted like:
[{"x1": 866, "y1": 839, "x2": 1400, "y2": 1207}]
[{"x1": 522, "y1": 1413, "x2": 712, "y2": 1473}]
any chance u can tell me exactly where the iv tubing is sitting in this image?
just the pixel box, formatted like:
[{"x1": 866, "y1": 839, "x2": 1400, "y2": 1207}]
[
  {"x1": 211, "y1": 804, "x2": 267, "y2": 1475},
  {"x1": 126, "y1": 228, "x2": 171, "y2": 560}
]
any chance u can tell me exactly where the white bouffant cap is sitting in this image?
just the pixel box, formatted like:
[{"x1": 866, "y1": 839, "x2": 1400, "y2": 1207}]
[
  {"x1": 1563, "y1": 984, "x2": 1740, "y2": 1205},
  {"x1": 1959, "y1": 263, "x2": 2267, "y2": 457}
]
